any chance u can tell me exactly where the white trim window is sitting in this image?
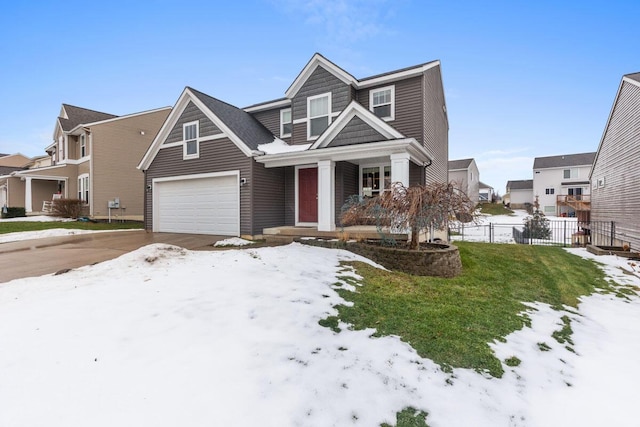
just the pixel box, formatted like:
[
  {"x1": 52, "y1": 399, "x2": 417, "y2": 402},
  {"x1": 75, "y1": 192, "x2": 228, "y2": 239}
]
[
  {"x1": 80, "y1": 134, "x2": 87, "y2": 158},
  {"x1": 563, "y1": 168, "x2": 578, "y2": 179},
  {"x1": 78, "y1": 174, "x2": 89, "y2": 203},
  {"x1": 308, "y1": 92, "x2": 331, "y2": 140},
  {"x1": 370, "y1": 85, "x2": 395, "y2": 120},
  {"x1": 545, "y1": 187, "x2": 555, "y2": 195},
  {"x1": 360, "y1": 164, "x2": 391, "y2": 198},
  {"x1": 183, "y1": 121, "x2": 199, "y2": 159},
  {"x1": 280, "y1": 108, "x2": 292, "y2": 138}
]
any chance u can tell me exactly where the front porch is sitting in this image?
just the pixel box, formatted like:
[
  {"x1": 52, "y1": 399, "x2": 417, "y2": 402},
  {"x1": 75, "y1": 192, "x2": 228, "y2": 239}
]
[{"x1": 262, "y1": 225, "x2": 409, "y2": 244}]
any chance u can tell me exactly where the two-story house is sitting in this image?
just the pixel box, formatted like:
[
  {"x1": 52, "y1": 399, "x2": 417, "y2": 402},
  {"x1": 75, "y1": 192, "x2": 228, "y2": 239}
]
[
  {"x1": 0, "y1": 104, "x2": 170, "y2": 220},
  {"x1": 448, "y1": 158, "x2": 480, "y2": 204},
  {"x1": 138, "y1": 53, "x2": 449, "y2": 238},
  {"x1": 533, "y1": 152, "x2": 596, "y2": 218},
  {"x1": 590, "y1": 72, "x2": 640, "y2": 249}
]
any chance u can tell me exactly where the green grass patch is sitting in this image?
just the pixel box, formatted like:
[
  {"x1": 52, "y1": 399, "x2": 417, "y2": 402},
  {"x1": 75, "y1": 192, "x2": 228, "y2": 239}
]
[
  {"x1": 0, "y1": 221, "x2": 143, "y2": 234},
  {"x1": 478, "y1": 203, "x2": 514, "y2": 216},
  {"x1": 326, "y1": 242, "x2": 611, "y2": 378},
  {"x1": 381, "y1": 408, "x2": 429, "y2": 427},
  {"x1": 504, "y1": 356, "x2": 521, "y2": 367}
]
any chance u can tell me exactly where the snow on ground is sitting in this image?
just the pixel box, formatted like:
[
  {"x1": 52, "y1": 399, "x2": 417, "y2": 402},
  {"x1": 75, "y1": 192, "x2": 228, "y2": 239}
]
[
  {"x1": 0, "y1": 242, "x2": 639, "y2": 426},
  {"x1": 213, "y1": 237, "x2": 255, "y2": 247}
]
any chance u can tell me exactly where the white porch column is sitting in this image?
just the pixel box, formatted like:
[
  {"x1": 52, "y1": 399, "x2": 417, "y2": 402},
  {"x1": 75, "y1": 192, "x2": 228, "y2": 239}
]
[
  {"x1": 390, "y1": 153, "x2": 410, "y2": 187},
  {"x1": 317, "y1": 160, "x2": 335, "y2": 232},
  {"x1": 24, "y1": 177, "x2": 33, "y2": 212}
]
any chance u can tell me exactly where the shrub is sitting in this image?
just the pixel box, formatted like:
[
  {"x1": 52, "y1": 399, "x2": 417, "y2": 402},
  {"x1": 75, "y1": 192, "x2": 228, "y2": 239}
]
[
  {"x1": 1, "y1": 207, "x2": 26, "y2": 219},
  {"x1": 51, "y1": 199, "x2": 86, "y2": 219}
]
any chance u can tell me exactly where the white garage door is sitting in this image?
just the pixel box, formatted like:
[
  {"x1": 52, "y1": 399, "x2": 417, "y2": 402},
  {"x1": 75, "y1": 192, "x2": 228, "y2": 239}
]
[{"x1": 154, "y1": 174, "x2": 239, "y2": 236}]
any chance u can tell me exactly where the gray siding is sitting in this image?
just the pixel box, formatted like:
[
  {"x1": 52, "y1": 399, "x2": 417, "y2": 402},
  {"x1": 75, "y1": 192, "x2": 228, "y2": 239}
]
[
  {"x1": 291, "y1": 65, "x2": 352, "y2": 145},
  {"x1": 165, "y1": 102, "x2": 221, "y2": 144},
  {"x1": 252, "y1": 108, "x2": 290, "y2": 142},
  {"x1": 591, "y1": 79, "x2": 640, "y2": 250},
  {"x1": 335, "y1": 161, "x2": 359, "y2": 225},
  {"x1": 423, "y1": 66, "x2": 449, "y2": 184},
  {"x1": 144, "y1": 138, "x2": 252, "y2": 234},
  {"x1": 251, "y1": 161, "x2": 286, "y2": 234},
  {"x1": 356, "y1": 76, "x2": 424, "y2": 143},
  {"x1": 410, "y1": 161, "x2": 425, "y2": 186},
  {"x1": 328, "y1": 116, "x2": 386, "y2": 147}
]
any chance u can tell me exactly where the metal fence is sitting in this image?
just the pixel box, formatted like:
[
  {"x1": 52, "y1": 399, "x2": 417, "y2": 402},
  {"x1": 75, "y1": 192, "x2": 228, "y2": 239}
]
[{"x1": 450, "y1": 220, "x2": 617, "y2": 247}]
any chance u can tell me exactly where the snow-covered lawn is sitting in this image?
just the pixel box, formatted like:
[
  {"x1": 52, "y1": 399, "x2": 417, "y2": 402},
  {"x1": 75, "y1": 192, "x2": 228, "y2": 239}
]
[
  {"x1": 0, "y1": 216, "x2": 138, "y2": 243},
  {"x1": 0, "y1": 241, "x2": 639, "y2": 426}
]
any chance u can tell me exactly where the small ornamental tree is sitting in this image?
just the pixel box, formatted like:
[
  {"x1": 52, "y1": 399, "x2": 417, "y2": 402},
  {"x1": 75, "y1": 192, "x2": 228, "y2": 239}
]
[
  {"x1": 341, "y1": 182, "x2": 477, "y2": 250},
  {"x1": 523, "y1": 196, "x2": 551, "y2": 240}
]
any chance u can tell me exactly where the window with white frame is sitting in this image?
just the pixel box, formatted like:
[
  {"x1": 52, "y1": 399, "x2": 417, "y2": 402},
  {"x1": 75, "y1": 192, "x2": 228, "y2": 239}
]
[
  {"x1": 563, "y1": 168, "x2": 578, "y2": 179},
  {"x1": 280, "y1": 108, "x2": 292, "y2": 138},
  {"x1": 545, "y1": 187, "x2": 555, "y2": 195},
  {"x1": 183, "y1": 121, "x2": 199, "y2": 159},
  {"x1": 80, "y1": 134, "x2": 87, "y2": 157},
  {"x1": 78, "y1": 174, "x2": 89, "y2": 203},
  {"x1": 369, "y1": 85, "x2": 395, "y2": 120},
  {"x1": 308, "y1": 93, "x2": 331, "y2": 139},
  {"x1": 361, "y1": 165, "x2": 391, "y2": 198}
]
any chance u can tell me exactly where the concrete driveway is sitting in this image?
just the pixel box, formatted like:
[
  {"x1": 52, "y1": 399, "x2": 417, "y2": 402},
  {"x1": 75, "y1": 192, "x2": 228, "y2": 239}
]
[{"x1": 0, "y1": 230, "x2": 227, "y2": 283}]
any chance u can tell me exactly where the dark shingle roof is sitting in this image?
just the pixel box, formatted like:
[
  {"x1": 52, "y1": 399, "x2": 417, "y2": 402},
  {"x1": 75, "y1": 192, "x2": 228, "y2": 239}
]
[
  {"x1": 359, "y1": 60, "x2": 439, "y2": 82},
  {"x1": 59, "y1": 104, "x2": 118, "y2": 131},
  {"x1": 478, "y1": 181, "x2": 492, "y2": 189},
  {"x1": 0, "y1": 166, "x2": 26, "y2": 175},
  {"x1": 625, "y1": 72, "x2": 640, "y2": 83},
  {"x1": 188, "y1": 87, "x2": 274, "y2": 150},
  {"x1": 533, "y1": 152, "x2": 596, "y2": 169},
  {"x1": 507, "y1": 180, "x2": 533, "y2": 190},
  {"x1": 448, "y1": 158, "x2": 473, "y2": 170}
]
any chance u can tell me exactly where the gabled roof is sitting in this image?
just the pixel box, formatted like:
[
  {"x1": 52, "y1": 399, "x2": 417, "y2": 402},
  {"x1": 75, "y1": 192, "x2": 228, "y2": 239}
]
[
  {"x1": 448, "y1": 158, "x2": 474, "y2": 170},
  {"x1": 285, "y1": 52, "x2": 441, "y2": 99},
  {"x1": 479, "y1": 181, "x2": 492, "y2": 189},
  {"x1": 286, "y1": 53, "x2": 358, "y2": 99},
  {"x1": 189, "y1": 88, "x2": 273, "y2": 151},
  {"x1": 138, "y1": 87, "x2": 275, "y2": 170},
  {"x1": 0, "y1": 166, "x2": 26, "y2": 175},
  {"x1": 533, "y1": 152, "x2": 596, "y2": 169},
  {"x1": 310, "y1": 101, "x2": 404, "y2": 149},
  {"x1": 625, "y1": 72, "x2": 640, "y2": 84},
  {"x1": 506, "y1": 179, "x2": 533, "y2": 190},
  {"x1": 58, "y1": 104, "x2": 118, "y2": 132}
]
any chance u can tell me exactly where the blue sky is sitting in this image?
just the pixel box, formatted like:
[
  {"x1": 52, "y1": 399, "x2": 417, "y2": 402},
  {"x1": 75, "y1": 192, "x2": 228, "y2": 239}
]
[{"x1": 0, "y1": 0, "x2": 637, "y2": 192}]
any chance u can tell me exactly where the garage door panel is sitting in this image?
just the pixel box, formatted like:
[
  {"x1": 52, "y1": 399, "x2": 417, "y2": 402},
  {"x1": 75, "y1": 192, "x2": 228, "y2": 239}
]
[{"x1": 155, "y1": 175, "x2": 239, "y2": 236}]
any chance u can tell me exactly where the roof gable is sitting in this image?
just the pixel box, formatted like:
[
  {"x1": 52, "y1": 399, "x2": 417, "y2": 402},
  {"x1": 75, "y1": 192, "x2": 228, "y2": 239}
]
[
  {"x1": 448, "y1": 158, "x2": 473, "y2": 170},
  {"x1": 507, "y1": 179, "x2": 533, "y2": 190},
  {"x1": 285, "y1": 53, "x2": 357, "y2": 99},
  {"x1": 310, "y1": 101, "x2": 404, "y2": 149},
  {"x1": 138, "y1": 87, "x2": 274, "y2": 170},
  {"x1": 58, "y1": 104, "x2": 118, "y2": 132}
]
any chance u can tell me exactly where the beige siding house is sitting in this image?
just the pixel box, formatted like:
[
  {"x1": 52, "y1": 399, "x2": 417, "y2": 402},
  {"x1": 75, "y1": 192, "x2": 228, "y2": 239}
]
[
  {"x1": 0, "y1": 104, "x2": 170, "y2": 220},
  {"x1": 590, "y1": 72, "x2": 640, "y2": 249}
]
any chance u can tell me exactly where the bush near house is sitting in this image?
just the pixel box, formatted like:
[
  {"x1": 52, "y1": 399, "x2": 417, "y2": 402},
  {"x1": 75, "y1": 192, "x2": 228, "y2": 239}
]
[
  {"x1": 1, "y1": 207, "x2": 26, "y2": 219},
  {"x1": 51, "y1": 199, "x2": 87, "y2": 219}
]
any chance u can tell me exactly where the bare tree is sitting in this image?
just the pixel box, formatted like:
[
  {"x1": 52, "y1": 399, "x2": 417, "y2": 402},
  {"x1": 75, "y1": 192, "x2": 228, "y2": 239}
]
[{"x1": 341, "y1": 182, "x2": 477, "y2": 250}]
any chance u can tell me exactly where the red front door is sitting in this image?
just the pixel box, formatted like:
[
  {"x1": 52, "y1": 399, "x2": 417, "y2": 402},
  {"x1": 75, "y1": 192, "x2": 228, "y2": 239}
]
[{"x1": 298, "y1": 168, "x2": 318, "y2": 223}]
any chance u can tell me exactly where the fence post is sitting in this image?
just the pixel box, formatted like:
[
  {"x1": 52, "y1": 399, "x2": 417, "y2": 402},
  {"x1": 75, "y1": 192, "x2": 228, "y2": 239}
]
[
  {"x1": 563, "y1": 220, "x2": 567, "y2": 248},
  {"x1": 489, "y1": 223, "x2": 493, "y2": 243}
]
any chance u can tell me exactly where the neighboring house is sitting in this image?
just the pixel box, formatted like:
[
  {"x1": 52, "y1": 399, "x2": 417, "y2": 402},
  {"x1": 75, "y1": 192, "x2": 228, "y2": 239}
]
[
  {"x1": 505, "y1": 180, "x2": 533, "y2": 209},
  {"x1": 0, "y1": 153, "x2": 32, "y2": 168},
  {"x1": 0, "y1": 104, "x2": 170, "y2": 220},
  {"x1": 478, "y1": 181, "x2": 493, "y2": 202},
  {"x1": 138, "y1": 53, "x2": 449, "y2": 238},
  {"x1": 448, "y1": 158, "x2": 479, "y2": 203},
  {"x1": 590, "y1": 72, "x2": 640, "y2": 249},
  {"x1": 533, "y1": 152, "x2": 596, "y2": 218}
]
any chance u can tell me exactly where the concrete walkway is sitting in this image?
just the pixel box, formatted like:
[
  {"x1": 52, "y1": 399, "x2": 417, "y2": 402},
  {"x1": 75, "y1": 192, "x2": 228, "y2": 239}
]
[{"x1": 0, "y1": 230, "x2": 226, "y2": 283}]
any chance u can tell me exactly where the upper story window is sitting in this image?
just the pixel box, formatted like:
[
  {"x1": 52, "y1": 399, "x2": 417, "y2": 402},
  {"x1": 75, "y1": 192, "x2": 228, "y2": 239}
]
[
  {"x1": 80, "y1": 134, "x2": 87, "y2": 157},
  {"x1": 183, "y1": 121, "x2": 199, "y2": 159},
  {"x1": 370, "y1": 85, "x2": 395, "y2": 120},
  {"x1": 280, "y1": 108, "x2": 292, "y2": 138},
  {"x1": 563, "y1": 168, "x2": 578, "y2": 179},
  {"x1": 308, "y1": 92, "x2": 331, "y2": 139}
]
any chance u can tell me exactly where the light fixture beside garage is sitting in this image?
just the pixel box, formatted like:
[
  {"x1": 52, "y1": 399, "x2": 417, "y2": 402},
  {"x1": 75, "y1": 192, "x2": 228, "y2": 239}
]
[{"x1": 240, "y1": 178, "x2": 247, "y2": 187}]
